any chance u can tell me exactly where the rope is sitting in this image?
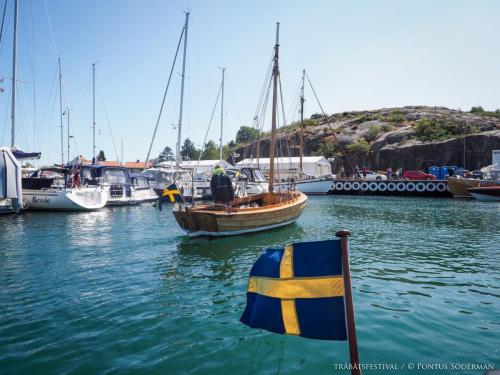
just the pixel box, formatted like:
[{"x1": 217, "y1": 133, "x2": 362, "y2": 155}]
[
  {"x1": 0, "y1": 0, "x2": 7, "y2": 46},
  {"x1": 305, "y1": 72, "x2": 355, "y2": 175},
  {"x1": 99, "y1": 89, "x2": 121, "y2": 165},
  {"x1": 144, "y1": 25, "x2": 185, "y2": 166}
]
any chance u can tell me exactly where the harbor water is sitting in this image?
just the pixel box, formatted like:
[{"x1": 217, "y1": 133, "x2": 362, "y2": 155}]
[{"x1": 0, "y1": 196, "x2": 499, "y2": 374}]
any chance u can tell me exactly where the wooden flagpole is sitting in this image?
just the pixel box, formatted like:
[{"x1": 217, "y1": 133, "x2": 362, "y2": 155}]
[{"x1": 336, "y1": 229, "x2": 361, "y2": 375}]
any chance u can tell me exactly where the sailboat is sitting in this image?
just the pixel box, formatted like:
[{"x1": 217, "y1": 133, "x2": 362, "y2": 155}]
[{"x1": 173, "y1": 23, "x2": 307, "y2": 237}]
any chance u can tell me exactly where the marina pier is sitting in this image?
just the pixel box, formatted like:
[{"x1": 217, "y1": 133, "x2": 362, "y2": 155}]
[{"x1": 329, "y1": 179, "x2": 452, "y2": 197}]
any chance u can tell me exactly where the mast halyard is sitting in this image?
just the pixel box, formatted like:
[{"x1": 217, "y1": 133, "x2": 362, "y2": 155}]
[
  {"x1": 219, "y1": 67, "x2": 225, "y2": 163},
  {"x1": 176, "y1": 11, "x2": 190, "y2": 167},
  {"x1": 268, "y1": 22, "x2": 280, "y2": 193},
  {"x1": 58, "y1": 57, "x2": 64, "y2": 164},
  {"x1": 67, "y1": 107, "x2": 70, "y2": 164},
  {"x1": 300, "y1": 69, "x2": 305, "y2": 173},
  {"x1": 10, "y1": 0, "x2": 18, "y2": 148}
]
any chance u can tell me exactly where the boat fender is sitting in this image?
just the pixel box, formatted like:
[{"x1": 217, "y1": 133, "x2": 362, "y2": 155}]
[
  {"x1": 426, "y1": 182, "x2": 436, "y2": 192},
  {"x1": 378, "y1": 182, "x2": 387, "y2": 191},
  {"x1": 416, "y1": 182, "x2": 426, "y2": 192},
  {"x1": 436, "y1": 182, "x2": 447, "y2": 192},
  {"x1": 396, "y1": 182, "x2": 406, "y2": 192},
  {"x1": 334, "y1": 181, "x2": 344, "y2": 190},
  {"x1": 368, "y1": 182, "x2": 378, "y2": 191},
  {"x1": 343, "y1": 182, "x2": 352, "y2": 191},
  {"x1": 406, "y1": 182, "x2": 416, "y2": 192},
  {"x1": 360, "y1": 182, "x2": 369, "y2": 191},
  {"x1": 387, "y1": 182, "x2": 396, "y2": 191},
  {"x1": 351, "y1": 181, "x2": 360, "y2": 190}
]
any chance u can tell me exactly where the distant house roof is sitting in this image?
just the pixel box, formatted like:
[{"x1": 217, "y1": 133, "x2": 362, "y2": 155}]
[
  {"x1": 97, "y1": 161, "x2": 122, "y2": 167},
  {"x1": 124, "y1": 161, "x2": 152, "y2": 169}
]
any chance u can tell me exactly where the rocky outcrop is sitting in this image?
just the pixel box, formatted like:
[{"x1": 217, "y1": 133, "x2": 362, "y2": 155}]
[{"x1": 235, "y1": 106, "x2": 500, "y2": 172}]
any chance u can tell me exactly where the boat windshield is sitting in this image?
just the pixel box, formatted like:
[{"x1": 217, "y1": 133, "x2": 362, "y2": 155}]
[
  {"x1": 104, "y1": 169, "x2": 128, "y2": 184},
  {"x1": 133, "y1": 177, "x2": 149, "y2": 188},
  {"x1": 253, "y1": 169, "x2": 267, "y2": 182}
]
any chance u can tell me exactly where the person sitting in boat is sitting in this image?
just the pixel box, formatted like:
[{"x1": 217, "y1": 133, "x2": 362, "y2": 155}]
[{"x1": 210, "y1": 165, "x2": 234, "y2": 205}]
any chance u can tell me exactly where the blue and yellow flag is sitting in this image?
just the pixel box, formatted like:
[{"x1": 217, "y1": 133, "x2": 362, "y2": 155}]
[
  {"x1": 240, "y1": 239, "x2": 347, "y2": 341},
  {"x1": 161, "y1": 183, "x2": 184, "y2": 203}
]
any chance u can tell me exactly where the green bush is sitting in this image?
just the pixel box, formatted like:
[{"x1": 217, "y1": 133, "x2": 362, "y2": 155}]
[
  {"x1": 365, "y1": 125, "x2": 381, "y2": 142},
  {"x1": 386, "y1": 110, "x2": 405, "y2": 123},
  {"x1": 413, "y1": 118, "x2": 479, "y2": 142},
  {"x1": 314, "y1": 140, "x2": 338, "y2": 158},
  {"x1": 346, "y1": 139, "x2": 370, "y2": 156}
]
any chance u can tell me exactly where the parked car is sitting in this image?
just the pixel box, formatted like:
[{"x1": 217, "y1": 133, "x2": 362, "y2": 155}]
[
  {"x1": 403, "y1": 170, "x2": 436, "y2": 180},
  {"x1": 364, "y1": 171, "x2": 387, "y2": 181}
]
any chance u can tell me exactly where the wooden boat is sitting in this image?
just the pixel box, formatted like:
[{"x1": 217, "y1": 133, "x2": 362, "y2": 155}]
[
  {"x1": 447, "y1": 176, "x2": 497, "y2": 198},
  {"x1": 174, "y1": 191, "x2": 307, "y2": 237},
  {"x1": 172, "y1": 22, "x2": 307, "y2": 237},
  {"x1": 468, "y1": 185, "x2": 500, "y2": 202}
]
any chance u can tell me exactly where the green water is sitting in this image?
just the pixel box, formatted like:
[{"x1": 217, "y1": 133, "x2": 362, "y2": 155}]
[{"x1": 0, "y1": 196, "x2": 499, "y2": 374}]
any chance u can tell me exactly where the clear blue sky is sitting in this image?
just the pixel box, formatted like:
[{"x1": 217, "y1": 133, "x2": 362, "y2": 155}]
[{"x1": 0, "y1": 0, "x2": 499, "y2": 165}]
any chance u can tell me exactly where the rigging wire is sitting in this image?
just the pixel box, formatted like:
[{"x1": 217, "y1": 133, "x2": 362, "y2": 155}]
[
  {"x1": 144, "y1": 24, "x2": 185, "y2": 165},
  {"x1": 99, "y1": 89, "x2": 121, "y2": 164},
  {"x1": 195, "y1": 82, "x2": 222, "y2": 168},
  {"x1": 305, "y1": 72, "x2": 355, "y2": 174},
  {"x1": 43, "y1": 0, "x2": 59, "y2": 58},
  {"x1": 0, "y1": 0, "x2": 7, "y2": 46}
]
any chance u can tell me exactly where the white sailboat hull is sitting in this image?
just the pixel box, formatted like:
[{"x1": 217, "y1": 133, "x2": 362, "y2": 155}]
[
  {"x1": 276, "y1": 178, "x2": 333, "y2": 195},
  {"x1": 133, "y1": 188, "x2": 158, "y2": 203},
  {"x1": 23, "y1": 187, "x2": 108, "y2": 211}
]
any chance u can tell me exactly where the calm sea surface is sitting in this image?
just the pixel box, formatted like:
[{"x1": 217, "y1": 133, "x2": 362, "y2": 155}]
[{"x1": 0, "y1": 196, "x2": 499, "y2": 374}]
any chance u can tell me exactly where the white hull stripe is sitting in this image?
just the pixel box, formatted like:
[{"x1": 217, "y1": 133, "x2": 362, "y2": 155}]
[{"x1": 187, "y1": 218, "x2": 298, "y2": 238}]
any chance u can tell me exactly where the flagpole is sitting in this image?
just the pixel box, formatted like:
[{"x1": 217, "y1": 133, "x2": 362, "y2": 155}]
[{"x1": 336, "y1": 229, "x2": 361, "y2": 375}]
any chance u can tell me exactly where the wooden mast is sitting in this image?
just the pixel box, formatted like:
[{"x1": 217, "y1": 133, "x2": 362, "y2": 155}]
[
  {"x1": 300, "y1": 69, "x2": 305, "y2": 173},
  {"x1": 268, "y1": 22, "x2": 280, "y2": 193},
  {"x1": 176, "y1": 11, "x2": 190, "y2": 167}
]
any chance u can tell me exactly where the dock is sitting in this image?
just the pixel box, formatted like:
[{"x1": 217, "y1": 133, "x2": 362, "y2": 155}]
[{"x1": 329, "y1": 179, "x2": 452, "y2": 197}]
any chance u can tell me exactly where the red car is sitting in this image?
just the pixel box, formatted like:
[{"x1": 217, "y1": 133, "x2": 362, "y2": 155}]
[{"x1": 403, "y1": 170, "x2": 436, "y2": 180}]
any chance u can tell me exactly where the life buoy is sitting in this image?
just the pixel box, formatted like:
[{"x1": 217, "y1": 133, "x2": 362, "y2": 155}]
[
  {"x1": 396, "y1": 182, "x2": 406, "y2": 192},
  {"x1": 436, "y1": 182, "x2": 447, "y2": 192},
  {"x1": 360, "y1": 182, "x2": 369, "y2": 191},
  {"x1": 406, "y1": 182, "x2": 416, "y2": 192},
  {"x1": 426, "y1": 182, "x2": 436, "y2": 192},
  {"x1": 368, "y1": 182, "x2": 378, "y2": 191},
  {"x1": 387, "y1": 182, "x2": 396, "y2": 191},
  {"x1": 343, "y1": 182, "x2": 352, "y2": 191},
  {"x1": 351, "y1": 181, "x2": 361, "y2": 190},
  {"x1": 334, "y1": 182, "x2": 344, "y2": 190},
  {"x1": 416, "y1": 182, "x2": 426, "y2": 192},
  {"x1": 378, "y1": 182, "x2": 387, "y2": 191}
]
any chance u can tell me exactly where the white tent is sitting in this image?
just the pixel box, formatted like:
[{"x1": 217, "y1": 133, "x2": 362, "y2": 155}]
[
  {"x1": 0, "y1": 147, "x2": 23, "y2": 213},
  {"x1": 157, "y1": 159, "x2": 233, "y2": 173},
  {"x1": 237, "y1": 156, "x2": 332, "y2": 177}
]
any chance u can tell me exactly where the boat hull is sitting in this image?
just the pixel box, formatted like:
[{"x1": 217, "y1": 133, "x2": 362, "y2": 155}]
[
  {"x1": 276, "y1": 178, "x2": 333, "y2": 195},
  {"x1": 447, "y1": 177, "x2": 497, "y2": 198},
  {"x1": 173, "y1": 192, "x2": 307, "y2": 237},
  {"x1": 468, "y1": 186, "x2": 500, "y2": 202},
  {"x1": 22, "y1": 187, "x2": 108, "y2": 211}
]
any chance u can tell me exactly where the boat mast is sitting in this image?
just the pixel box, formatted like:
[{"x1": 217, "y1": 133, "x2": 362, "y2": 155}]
[
  {"x1": 10, "y1": 0, "x2": 18, "y2": 147},
  {"x1": 219, "y1": 67, "x2": 225, "y2": 163},
  {"x1": 300, "y1": 69, "x2": 305, "y2": 173},
  {"x1": 58, "y1": 57, "x2": 64, "y2": 164},
  {"x1": 176, "y1": 11, "x2": 189, "y2": 167},
  {"x1": 67, "y1": 107, "x2": 70, "y2": 163},
  {"x1": 92, "y1": 62, "x2": 96, "y2": 162},
  {"x1": 268, "y1": 22, "x2": 280, "y2": 193}
]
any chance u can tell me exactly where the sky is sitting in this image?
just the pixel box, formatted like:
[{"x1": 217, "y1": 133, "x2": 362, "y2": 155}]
[{"x1": 0, "y1": 0, "x2": 499, "y2": 165}]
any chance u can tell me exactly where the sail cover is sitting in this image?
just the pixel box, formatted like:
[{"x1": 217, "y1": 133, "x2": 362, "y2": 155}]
[{"x1": 0, "y1": 147, "x2": 23, "y2": 212}]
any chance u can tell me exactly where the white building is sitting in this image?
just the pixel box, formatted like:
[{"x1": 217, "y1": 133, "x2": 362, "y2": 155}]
[{"x1": 237, "y1": 156, "x2": 333, "y2": 178}]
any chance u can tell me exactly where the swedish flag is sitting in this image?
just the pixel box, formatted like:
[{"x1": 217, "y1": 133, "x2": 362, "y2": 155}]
[
  {"x1": 162, "y1": 183, "x2": 184, "y2": 203},
  {"x1": 240, "y1": 239, "x2": 347, "y2": 340}
]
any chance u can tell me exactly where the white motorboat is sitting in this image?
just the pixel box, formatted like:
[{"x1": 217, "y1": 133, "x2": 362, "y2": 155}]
[
  {"x1": 79, "y1": 165, "x2": 137, "y2": 206},
  {"x1": 142, "y1": 167, "x2": 201, "y2": 201},
  {"x1": 130, "y1": 174, "x2": 158, "y2": 203},
  {"x1": 22, "y1": 167, "x2": 108, "y2": 211}
]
